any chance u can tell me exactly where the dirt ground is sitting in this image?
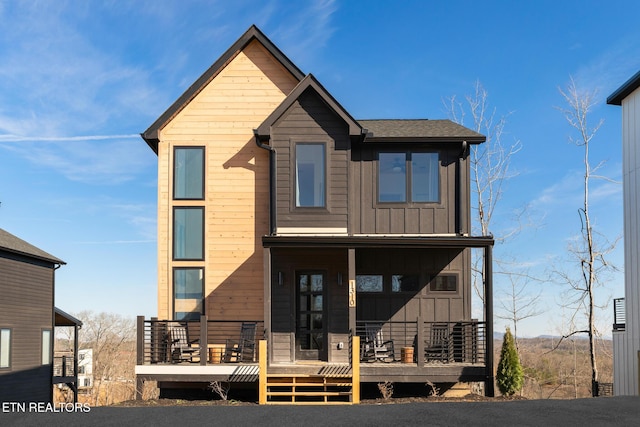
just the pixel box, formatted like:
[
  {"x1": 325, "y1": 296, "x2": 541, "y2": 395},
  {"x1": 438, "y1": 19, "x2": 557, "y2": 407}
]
[{"x1": 113, "y1": 393, "x2": 527, "y2": 407}]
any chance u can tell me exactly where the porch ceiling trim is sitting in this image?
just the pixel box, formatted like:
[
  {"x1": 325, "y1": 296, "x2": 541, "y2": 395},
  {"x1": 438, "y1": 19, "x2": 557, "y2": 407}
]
[{"x1": 262, "y1": 235, "x2": 494, "y2": 249}]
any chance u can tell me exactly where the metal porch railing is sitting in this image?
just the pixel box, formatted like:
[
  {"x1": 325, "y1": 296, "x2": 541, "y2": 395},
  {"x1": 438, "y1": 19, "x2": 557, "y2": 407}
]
[
  {"x1": 137, "y1": 316, "x2": 264, "y2": 365},
  {"x1": 355, "y1": 319, "x2": 486, "y2": 365}
]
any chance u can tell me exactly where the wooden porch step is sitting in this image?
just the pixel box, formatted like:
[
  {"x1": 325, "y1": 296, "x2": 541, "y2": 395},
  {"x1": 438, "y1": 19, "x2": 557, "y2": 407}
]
[{"x1": 265, "y1": 373, "x2": 353, "y2": 404}]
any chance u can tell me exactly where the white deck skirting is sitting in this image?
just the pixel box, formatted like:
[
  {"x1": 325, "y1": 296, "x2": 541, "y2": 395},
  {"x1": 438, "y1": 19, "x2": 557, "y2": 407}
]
[{"x1": 135, "y1": 364, "x2": 259, "y2": 376}]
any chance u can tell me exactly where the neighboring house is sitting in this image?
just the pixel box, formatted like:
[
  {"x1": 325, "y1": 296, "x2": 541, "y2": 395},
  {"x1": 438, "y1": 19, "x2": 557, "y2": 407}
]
[
  {"x1": 77, "y1": 349, "x2": 93, "y2": 389},
  {"x1": 607, "y1": 71, "x2": 640, "y2": 396},
  {"x1": 0, "y1": 228, "x2": 82, "y2": 403},
  {"x1": 135, "y1": 25, "x2": 494, "y2": 403}
]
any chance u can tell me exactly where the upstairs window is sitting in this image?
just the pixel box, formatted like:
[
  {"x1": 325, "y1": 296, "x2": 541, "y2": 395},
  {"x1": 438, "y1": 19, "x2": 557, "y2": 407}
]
[
  {"x1": 174, "y1": 268, "x2": 204, "y2": 321},
  {"x1": 174, "y1": 147, "x2": 204, "y2": 200},
  {"x1": 295, "y1": 143, "x2": 325, "y2": 207},
  {"x1": 173, "y1": 207, "x2": 204, "y2": 260},
  {"x1": 379, "y1": 152, "x2": 439, "y2": 203}
]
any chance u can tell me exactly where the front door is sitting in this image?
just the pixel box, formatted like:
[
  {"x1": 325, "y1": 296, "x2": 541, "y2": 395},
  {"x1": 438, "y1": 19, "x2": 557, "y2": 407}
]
[{"x1": 296, "y1": 272, "x2": 326, "y2": 360}]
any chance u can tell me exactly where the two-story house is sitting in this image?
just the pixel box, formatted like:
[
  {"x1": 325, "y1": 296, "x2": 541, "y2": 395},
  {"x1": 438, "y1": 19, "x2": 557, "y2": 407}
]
[
  {"x1": 135, "y1": 25, "x2": 494, "y2": 404},
  {"x1": 0, "y1": 228, "x2": 82, "y2": 404}
]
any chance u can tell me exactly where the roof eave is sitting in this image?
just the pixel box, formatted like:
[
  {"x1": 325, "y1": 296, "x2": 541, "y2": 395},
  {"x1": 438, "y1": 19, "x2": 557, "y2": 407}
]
[
  {"x1": 362, "y1": 136, "x2": 486, "y2": 144},
  {"x1": 142, "y1": 25, "x2": 305, "y2": 152},
  {"x1": 607, "y1": 70, "x2": 640, "y2": 105}
]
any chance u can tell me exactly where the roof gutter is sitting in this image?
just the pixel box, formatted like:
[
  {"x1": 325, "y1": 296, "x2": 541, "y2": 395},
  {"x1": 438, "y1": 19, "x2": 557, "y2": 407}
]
[{"x1": 254, "y1": 130, "x2": 277, "y2": 235}]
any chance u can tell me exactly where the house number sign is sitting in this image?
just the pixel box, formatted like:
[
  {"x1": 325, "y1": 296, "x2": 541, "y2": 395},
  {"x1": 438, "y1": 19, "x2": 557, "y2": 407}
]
[{"x1": 348, "y1": 279, "x2": 356, "y2": 307}]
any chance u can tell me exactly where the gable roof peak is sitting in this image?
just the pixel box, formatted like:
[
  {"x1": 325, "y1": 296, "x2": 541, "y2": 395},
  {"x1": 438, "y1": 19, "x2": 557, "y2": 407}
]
[
  {"x1": 256, "y1": 73, "x2": 363, "y2": 138},
  {"x1": 141, "y1": 25, "x2": 305, "y2": 153}
]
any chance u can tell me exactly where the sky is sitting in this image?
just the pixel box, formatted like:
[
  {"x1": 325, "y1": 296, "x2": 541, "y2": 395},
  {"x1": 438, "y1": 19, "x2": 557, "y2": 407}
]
[{"x1": 1, "y1": 0, "x2": 639, "y2": 338}]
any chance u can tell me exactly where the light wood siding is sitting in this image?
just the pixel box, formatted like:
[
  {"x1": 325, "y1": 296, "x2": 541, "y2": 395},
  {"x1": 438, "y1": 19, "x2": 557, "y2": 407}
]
[
  {"x1": 156, "y1": 39, "x2": 299, "y2": 320},
  {"x1": 270, "y1": 248, "x2": 349, "y2": 363},
  {"x1": 0, "y1": 254, "x2": 54, "y2": 403},
  {"x1": 352, "y1": 146, "x2": 466, "y2": 234},
  {"x1": 271, "y1": 88, "x2": 350, "y2": 230},
  {"x1": 617, "y1": 86, "x2": 640, "y2": 395},
  {"x1": 355, "y1": 248, "x2": 470, "y2": 324}
]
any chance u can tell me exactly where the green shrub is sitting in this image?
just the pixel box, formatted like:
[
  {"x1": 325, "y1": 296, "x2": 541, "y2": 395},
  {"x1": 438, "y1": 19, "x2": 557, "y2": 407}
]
[{"x1": 496, "y1": 327, "x2": 524, "y2": 396}]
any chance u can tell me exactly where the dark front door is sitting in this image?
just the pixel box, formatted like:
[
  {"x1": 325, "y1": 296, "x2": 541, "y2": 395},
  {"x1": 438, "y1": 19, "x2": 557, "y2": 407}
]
[{"x1": 296, "y1": 272, "x2": 326, "y2": 360}]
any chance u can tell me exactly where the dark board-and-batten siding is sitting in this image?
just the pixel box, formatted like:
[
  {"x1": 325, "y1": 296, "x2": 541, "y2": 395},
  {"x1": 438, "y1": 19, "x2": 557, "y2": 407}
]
[
  {"x1": 352, "y1": 146, "x2": 469, "y2": 235},
  {"x1": 272, "y1": 88, "x2": 350, "y2": 230}
]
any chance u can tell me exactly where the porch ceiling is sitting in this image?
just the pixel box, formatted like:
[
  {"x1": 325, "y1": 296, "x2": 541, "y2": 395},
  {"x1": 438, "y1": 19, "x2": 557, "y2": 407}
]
[{"x1": 262, "y1": 235, "x2": 494, "y2": 249}]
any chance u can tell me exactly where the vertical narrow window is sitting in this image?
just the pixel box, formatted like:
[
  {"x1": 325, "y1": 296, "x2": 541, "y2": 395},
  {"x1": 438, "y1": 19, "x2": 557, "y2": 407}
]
[
  {"x1": 412, "y1": 152, "x2": 439, "y2": 202},
  {"x1": 379, "y1": 152, "x2": 407, "y2": 202},
  {"x1": 295, "y1": 144, "x2": 325, "y2": 207},
  {"x1": 42, "y1": 329, "x2": 51, "y2": 365},
  {"x1": 173, "y1": 207, "x2": 204, "y2": 260},
  {"x1": 174, "y1": 147, "x2": 205, "y2": 200},
  {"x1": 174, "y1": 268, "x2": 204, "y2": 321},
  {"x1": 0, "y1": 329, "x2": 10, "y2": 368}
]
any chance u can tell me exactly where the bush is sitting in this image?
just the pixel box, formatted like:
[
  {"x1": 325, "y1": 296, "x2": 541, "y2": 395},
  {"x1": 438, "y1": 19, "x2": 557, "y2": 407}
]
[{"x1": 496, "y1": 327, "x2": 524, "y2": 396}]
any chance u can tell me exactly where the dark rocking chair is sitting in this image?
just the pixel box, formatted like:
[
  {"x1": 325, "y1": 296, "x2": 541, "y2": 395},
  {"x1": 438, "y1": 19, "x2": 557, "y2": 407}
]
[
  {"x1": 424, "y1": 323, "x2": 452, "y2": 363},
  {"x1": 224, "y1": 322, "x2": 257, "y2": 363},
  {"x1": 361, "y1": 323, "x2": 395, "y2": 362},
  {"x1": 170, "y1": 324, "x2": 199, "y2": 363}
]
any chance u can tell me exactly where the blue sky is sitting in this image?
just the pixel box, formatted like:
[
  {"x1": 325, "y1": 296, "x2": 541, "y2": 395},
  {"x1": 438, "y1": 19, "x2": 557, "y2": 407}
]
[{"x1": 1, "y1": 0, "x2": 638, "y2": 338}]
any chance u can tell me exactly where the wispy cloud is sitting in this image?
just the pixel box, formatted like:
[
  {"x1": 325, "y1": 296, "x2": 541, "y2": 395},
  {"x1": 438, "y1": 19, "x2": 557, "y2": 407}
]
[
  {"x1": 0, "y1": 134, "x2": 140, "y2": 142},
  {"x1": 0, "y1": 2, "x2": 159, "y2": 137},
  {"x1": 270, "y1": 0, "x2": 338, "y2": 64},
  {"x1": 0, "y1": 136, "x2": 154, "y2": 185},
  {"x1": 532, "y1": 166, "x2": 621, "y2": 211},
  {"x1": 570, "y1": 36, "x2": 640, "y2": 103}
]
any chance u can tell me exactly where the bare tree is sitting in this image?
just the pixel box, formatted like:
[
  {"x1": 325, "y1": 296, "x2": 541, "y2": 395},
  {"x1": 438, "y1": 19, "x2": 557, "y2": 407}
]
[
  {"x1": 445, "y1": 80, "x2": 523, "y2": 302},
  {"x1": 555, "y1": 76, "x2": 619, "y2": 397},
  {"x1": 496, "y1": 272, "x2": 543, "y2": 352},
  {"x1": 76, "y1": 311, "x2": 136, "y2": 405}
]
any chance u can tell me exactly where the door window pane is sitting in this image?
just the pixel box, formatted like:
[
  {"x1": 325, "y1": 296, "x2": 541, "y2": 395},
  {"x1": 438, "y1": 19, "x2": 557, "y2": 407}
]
[
  {"x1": 174, "y1": 147, "x2": 204, "y2": 199},
  {"x1": 296, "y1": 144, "x2": 325, "y2": 207},
  {"x1": 174, "y1": 268, "x2": 204, "y2": 321},
  {"x1": 173, "y1": 207, "x2": 204, "y2": 260},
  {"x1": 379, "y1": 153, "x2": 406, "y2": 202},
  {"x1": 412, "y1": 152, "x2": 439, "y2": 202}
]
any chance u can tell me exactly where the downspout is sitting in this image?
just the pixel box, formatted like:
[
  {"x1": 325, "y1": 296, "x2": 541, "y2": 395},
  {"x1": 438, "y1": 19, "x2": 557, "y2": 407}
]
[
  {"x1": 457, "y1": 140, "x2": 468, "y2": 235},
  {"x1": 254, "y1": 130, "x2": 277, "y2": 236}
]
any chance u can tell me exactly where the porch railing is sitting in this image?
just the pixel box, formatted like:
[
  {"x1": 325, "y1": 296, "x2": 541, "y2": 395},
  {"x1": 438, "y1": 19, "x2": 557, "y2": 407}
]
[
  {"x1": 355, "y1": 320, "x2": 485, "y2": 365},
  {"x1": 137, "y1": 316, "x2": 264, "y2": 365},
  {"x1": 613, "y1": 298, "x2": 625, "y2": 331}
]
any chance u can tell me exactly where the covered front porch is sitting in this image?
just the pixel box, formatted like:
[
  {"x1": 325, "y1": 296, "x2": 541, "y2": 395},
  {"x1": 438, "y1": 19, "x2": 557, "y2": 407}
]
[
  {"x1": 263, "y1": 235, "x2": 495, "y2": 394},
  {"x1": 135, "y1": 317, "x2": 489, "y2": 400}
]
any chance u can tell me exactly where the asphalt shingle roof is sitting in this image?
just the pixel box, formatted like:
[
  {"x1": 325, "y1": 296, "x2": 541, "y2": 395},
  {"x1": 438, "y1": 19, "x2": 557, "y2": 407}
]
[
  {"x1": 358, "y1": 119, "x2": 485, "y2": 143},
  {"x1": 0, "y1": 228, "x2": 65, "y2": 265}
]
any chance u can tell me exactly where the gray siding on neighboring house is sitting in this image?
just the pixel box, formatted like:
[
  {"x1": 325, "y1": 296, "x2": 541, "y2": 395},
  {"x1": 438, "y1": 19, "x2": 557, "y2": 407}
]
[
  {"x1": 615, "y1": 82, "x2": 640, "y2": 396},
  {"x1": 271, "y1": 88, "x2": 350, "y2": 231},
  {"x1": 0, "y1": 252, "x2": 55, "y2": 403},
  {"x1": 351, "y1": 145, "x2": 469, "y2": 235}
]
